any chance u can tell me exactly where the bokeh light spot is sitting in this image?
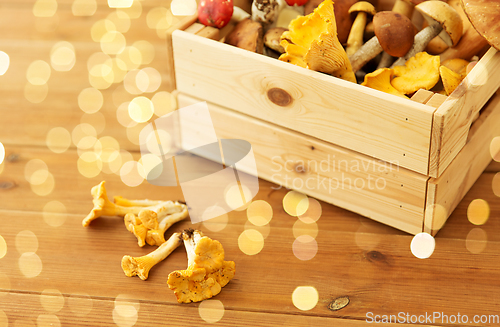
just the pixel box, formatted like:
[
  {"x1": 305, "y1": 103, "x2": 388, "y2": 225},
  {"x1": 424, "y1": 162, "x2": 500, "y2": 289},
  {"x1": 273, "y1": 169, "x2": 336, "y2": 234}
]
[
  {"x1": 424, "y1": 204, "x2": 448, "y2": 231},
  {"x1": 36, "y1": 315, "x2": 60, "y2": 327},
  {"x1": 108, "y1": 0, "x2": 133, "y2": 9},
  {"x1": 128, "y1": 96, "x2": 154, "y2": 123},
  {"x1": 466, "y1": 228, "x2": 487, "y2": 254},
  {"x1": 16, "y1": 230, "x2": 39, "y2": 254},
  {"x1": 144, "y1": 129, "x2": 171, "y2": 156},
  {"x1": 292, "y1": 286, "x2": 318, "y2": 311},
  {"x1": 467, "y1": 199, "x2": 490, "y2": 225},
  {"x1": 117, "y1": 102, "x2": 137, "y2": 128},
  {"x1": 113, "y1": 294, "x2": 139, "y2": 327},
  {"x1": 43, "y1": 201, "x2": 67, "y2": 227},
  {"x1": 147, "y1": 7, "x2": 171, "y2": 29},
  {"x1": 293, "y1": 220, "x2": 318, "y2": 239},
  {"x1": 68, "y1": 293, "x2": 93, "y2": 316},
  {"x1": 152, "y1": 91, "x2": 176, "y2": 117},
  {"x1": 0, "y1": 142, "x2": 4, "y2": 165},
  {"x1": 78, "y1": 88, "x2": 103, "y2": 114},
  {"x1": 91, "y1": 19, "x2": 116, "y2": 42},
  {"x1": 123, "y1": 69, "x2": 142, "y2": 94},
  {"x1": 238, "y1": 229, "x2": 264, "y2": 255},
  {"x1": 94, "y1": 136, "x2": 120, "y2": 162},
  {"x1": 24, "y1": 159, "x2": 48, "y2": 183},
  {"x1": 19, "y1": 252, "x2": 43, "y2": 278},
  {"x1": 247, "y1": 200, "x2": 273, "y2": 226},
  {"x1": 126, "y1": 123, "x2": 147, "y2": 145},
  {"x1": 410, "y1": 233, "x2": 435, "y2": 259},
  {"x1": 136, "y1": 67, "x2": 161, "y2": 93},
  {"x1": 138, "y1": 154, "x2": 162, "y2": 179},
  {"x1": 30, "y1": 172, "x2": 55, "y2": 196},
  {"x1": 490, "y1": 137, "x2": 500, "y2": 162},
  {"x1": 244, "y1": 220, "x2": 270, "y2": 239},
  {"x1": 202, "y1": 206, "x2": 229, "y2": 232},
  {"x1": 78, "y1": 152, "x2": 103, "y2": 178},
  {"x1": 40, "y1": 289, "x2": 64, "y2": 313},
  {"x1": 51, "y1": 42, "x2": 76, "y2": 71},
  {"x1": 225, "y1": 183, "x2": 252, "y2": 211},
  {"x1": 107, "y1": 10, "x2": 131, "y2": 33},
  {"x1": 120, "y1": 161, "x2": 144, "y2": 187},
  {"x1": 171, "y1": 0, "x2": 197, "y2": 16},
  {"x1": 293, "y1": 235, "x2": 318, "y2": 261},
  {"x1": 283, "y1": 191, "x2": 309, "y2": 217},
  {"x1": 493, "y1": 172, "x2": 500, "y2": 197},
  {"x1": 133, "y1": 40, "x2": 155, "y2": 65},
  {"x1": 0, "y1": 51, "x2": 10, "y2": 75},
  {"x1": 46, "y1": 127, "x2": 71, "y2": 153},
  {"x1": 72, "y1": 0, "x2": 97, "y2": 16},
  {"x1": 80, "y1": 112, "x2": 106, "y2": 135},
  {"x1": 298, "y1": 198, "x2": 322, "y2": 223},
  {"x1": 24, "y1": 83, "x2": 48, "y2": 103},
  {"x1": 198, "y1": 299, "x2": 225, "y2": 323},
  {"x1": 117, "y1": 47, "x2": 142, "y2": 71},
  {"x1": 117, "y1": 0, "x2": 142, "y2": 19},
  {"x1": 0, "y1": 235, "x2": 7, "y2": 259},
  {"x1": 27, "y1": 60, "x2": 51, "y2": 85},
  {"x1": 72, "y1": 123, "x2": 97, "y2": 147},
  {"x1": 33, "y1": 0, "x2": 57, "y2": 17}
]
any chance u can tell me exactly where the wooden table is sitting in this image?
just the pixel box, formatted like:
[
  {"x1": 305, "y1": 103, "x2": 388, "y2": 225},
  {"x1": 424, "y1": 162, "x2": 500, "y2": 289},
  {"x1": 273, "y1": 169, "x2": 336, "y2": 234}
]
[{"x1": 1, "y1": 1, "x2": 500, "y2": 326}]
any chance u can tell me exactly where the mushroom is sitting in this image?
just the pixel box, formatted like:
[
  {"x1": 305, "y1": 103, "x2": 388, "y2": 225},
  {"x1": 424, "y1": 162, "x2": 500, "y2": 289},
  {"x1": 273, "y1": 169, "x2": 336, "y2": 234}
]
[
  {"x1": 124, "y1": 213, "x2": 148, "y2": 247},
  {"x1": 138, "y1": 200, "x2": 186, "y2": 230},
  {"x1": 225, "y1": 17, "x2": 264, "y2": 53},
  {"x1": 361, "y1": 68, "x2": 408, "y2": 98},
  {"x1": 305, "y1": 0, "x2": 358, "y2": 44},
  {"x1": 121, "y1": 232, "x2": 182, "y2": 280},
  {"x1": 345, "y1": 1, "x2": 376, "y2": 57},
  {"x1": 114, "y1": 196, "x2": 164, "y2": 207},
  {"x1": 167, "y1": 229, "x2": 235, "y2": 303},
  {"x1": 391, "y1": 1, "x2": 463, "y2": 67},
  {"x1": 279, "y1": 0, "x2": 356, "y2": 82},
  {"x1": 264, "y1": 27, "x2": 287, "y2": 53},
  {"x1": 349, "y1": 11, "x2": 414, "y2": 72},
  {"x1": 145, "y1": 206, "x2": 189, "y2": 246},
  {"x1": 439, "y1": 58, "x2": 469, "y2": 95},
  {"x1": 82, "y1": 181, "x2": 145, "y2": 227},
  {"x1": 251, "y1": 0, "x2": 281, "y2": 26},
  {"x1": 391, "y1": 51, "x2": 440, "y2": 95}
]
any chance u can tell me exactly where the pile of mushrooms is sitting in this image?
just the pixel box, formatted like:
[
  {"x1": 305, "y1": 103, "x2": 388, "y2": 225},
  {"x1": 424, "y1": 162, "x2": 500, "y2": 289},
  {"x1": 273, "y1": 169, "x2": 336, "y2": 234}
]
[
  {"x1": 197, "y1": 0, "x2": 494, "y2": 97},
  {"x1": 82, "y1": 181, "x2": 236, "y2": 303}
]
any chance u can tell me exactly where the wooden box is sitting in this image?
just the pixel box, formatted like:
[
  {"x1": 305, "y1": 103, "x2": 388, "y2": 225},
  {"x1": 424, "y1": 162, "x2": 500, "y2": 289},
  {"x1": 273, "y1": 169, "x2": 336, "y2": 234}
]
[{"x1": 168, "y1": 2, "x2": 500, "y2": 235}]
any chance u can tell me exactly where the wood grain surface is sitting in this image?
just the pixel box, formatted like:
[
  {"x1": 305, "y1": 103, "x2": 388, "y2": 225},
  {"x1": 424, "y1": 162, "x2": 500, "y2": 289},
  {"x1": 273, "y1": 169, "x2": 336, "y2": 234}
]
[{"x1": 1, "y1": 1, "x2": 500, "y2": 327}]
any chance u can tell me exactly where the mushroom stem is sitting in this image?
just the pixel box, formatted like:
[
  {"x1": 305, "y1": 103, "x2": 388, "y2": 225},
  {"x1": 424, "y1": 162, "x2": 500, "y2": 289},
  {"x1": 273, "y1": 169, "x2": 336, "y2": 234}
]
[
  {"x1": 231, "y1": 6, "x2": 251, "y2": 23},
  {"x1": 346, "y1": 12, "x2": 368, "y2": 57},
  {"x1": 146, "y1": 206, "x2": 189, "y2": 246},
  {"x1": 114, "y1": 196, "x2": 164, "y2": 207},
  {"x1": 392, "y1": 0, "x2": 414, "y2": 19},
  {"x1": 121, "y1": 232, "x2": 182, "y2": 280},
  {"x1": 349, "y1": 35, "x2": 383, "y2": 72},
  {"x1": 391, "y1": 23, "x2": 442, "y2": 67}
]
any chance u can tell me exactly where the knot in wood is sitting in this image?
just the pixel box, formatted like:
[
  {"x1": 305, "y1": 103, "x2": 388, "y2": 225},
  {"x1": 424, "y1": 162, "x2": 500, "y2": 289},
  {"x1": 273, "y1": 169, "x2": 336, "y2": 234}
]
[
  {"x1": 0, "y1": 180, "x2": 16, "y2": 190},
  {"x1": 267, "y1": 88, "x2": 293, "y2": 107},
  {"x1": 365, "y1": 250, "x2": 386, "y2": 263},
  {"x1": 6, "y1": 153, "x2": 19, "y2": 162},
  {"x1": 328, "y1": 296, "x2": 349, "y2": 311}
]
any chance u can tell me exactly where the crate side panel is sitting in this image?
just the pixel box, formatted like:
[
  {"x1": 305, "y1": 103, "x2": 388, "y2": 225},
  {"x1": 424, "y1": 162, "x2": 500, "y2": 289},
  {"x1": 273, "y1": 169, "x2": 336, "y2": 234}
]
[
  {"x1": 425, "y1": 93, "x2": 500, "y2": 235},
  {"x1": 178, "y1": 94, "x2": 428, "y2": 235},
  {"x1": 172, "y1": 31, "x2": 435, "y2": 175},
  {"x1": 429, "y1": 47, "x2": 500, "y2": 177}
]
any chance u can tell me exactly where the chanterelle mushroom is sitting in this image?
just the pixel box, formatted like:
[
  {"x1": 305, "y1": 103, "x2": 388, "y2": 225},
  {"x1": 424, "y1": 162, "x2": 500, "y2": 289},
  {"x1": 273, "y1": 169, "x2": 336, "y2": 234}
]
[
  {"x1": 124, "y1": 213, "x2": 148, "y2": 247},
  {"x1": 145, "y1": 206, "x2": 189, "y2": 246},
  {"x1": 121, "y1": 232, "x2": 182, "y2": 280},
  {"x1": 82, "y1": 181, "x2": 145, "y2": 227},
  {"x1": 391, "y1": 1, "x2": 463, "y2": 67},
  {"x1": 391, "y1": 51, "x2": 440, "y2": 95},
  {"x1": 361, "y1": 68, "x2": 408, "y2": 98},
  {"x1": 167, "y1": 229, "x2": 235, "y2": 303},
  {"x1": 279, "y1": 0, "x2": 356, "y2": 82}
]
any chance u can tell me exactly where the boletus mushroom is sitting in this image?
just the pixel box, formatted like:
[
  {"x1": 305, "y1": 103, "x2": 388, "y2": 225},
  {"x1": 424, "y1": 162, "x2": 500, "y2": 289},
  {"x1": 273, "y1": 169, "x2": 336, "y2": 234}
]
[
  {"x1": 349, "y1": 11, "x2": 414, "y2": 72},
  {"x1": 345, "y1": 1, "x2": 376, "y2": 57},
  {"x1": 225, "y1": 18, "x2": 264, "y2": 53},
  {"x1": 391, "y1": 1, "x2": 463, "y2": 67}
]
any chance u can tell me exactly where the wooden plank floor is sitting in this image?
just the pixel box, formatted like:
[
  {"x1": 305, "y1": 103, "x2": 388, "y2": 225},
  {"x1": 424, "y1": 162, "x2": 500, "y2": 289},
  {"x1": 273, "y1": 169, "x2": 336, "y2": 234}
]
[{"x1": 1, "y1": 1, "x2": 500, "y2": 326}]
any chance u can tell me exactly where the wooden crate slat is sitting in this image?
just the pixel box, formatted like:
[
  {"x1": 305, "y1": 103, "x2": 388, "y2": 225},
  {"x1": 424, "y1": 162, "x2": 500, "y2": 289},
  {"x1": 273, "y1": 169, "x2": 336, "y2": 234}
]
[{"x1": 172, "y1": 31, "x2": 436, "y2": 175}]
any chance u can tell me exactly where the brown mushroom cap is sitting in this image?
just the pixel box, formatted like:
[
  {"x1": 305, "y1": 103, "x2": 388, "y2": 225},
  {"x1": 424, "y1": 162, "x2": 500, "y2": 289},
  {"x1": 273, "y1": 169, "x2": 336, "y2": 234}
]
[
  {"x1": 374, "y1": 11, "x2": 414, "y2": 57},
  {"x1": 461, "y1": 0, "x2": 500, "y2": 51},
  {"x1": 415, "y1": 1, "x2": 463, "y2": 47},
  {"x1": 348, "y1": 1, "x2": 376, "y2": 15}
]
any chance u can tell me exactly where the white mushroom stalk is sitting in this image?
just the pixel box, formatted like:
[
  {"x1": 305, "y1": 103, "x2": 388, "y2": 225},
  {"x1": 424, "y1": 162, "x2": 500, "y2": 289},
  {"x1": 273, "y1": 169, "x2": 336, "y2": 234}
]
[
  {"x1": 121, "y1": 232, "x2": 182, "y2": 280},
  {"x1": 252, "y1": 0, "x2": 286, "y2": 26},
  {"x1": 146, "y1": 205, "x2": 189, "y2": 246},
  {"x1": 82, "y1": 181, "x2": 146, "y2": 227}
]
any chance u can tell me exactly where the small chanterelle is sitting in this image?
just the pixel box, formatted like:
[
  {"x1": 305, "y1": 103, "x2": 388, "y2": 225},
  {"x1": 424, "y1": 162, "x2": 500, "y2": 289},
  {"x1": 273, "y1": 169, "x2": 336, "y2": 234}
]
[{"x1": 167, "y1": 229, "x2": 236, "y2": 303}]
